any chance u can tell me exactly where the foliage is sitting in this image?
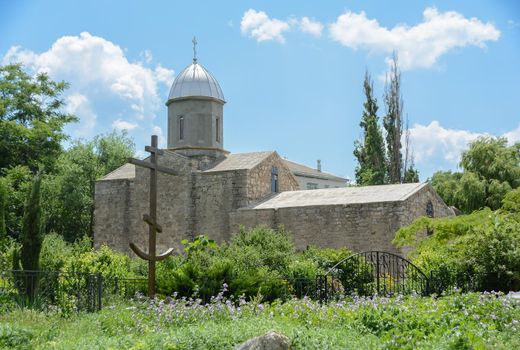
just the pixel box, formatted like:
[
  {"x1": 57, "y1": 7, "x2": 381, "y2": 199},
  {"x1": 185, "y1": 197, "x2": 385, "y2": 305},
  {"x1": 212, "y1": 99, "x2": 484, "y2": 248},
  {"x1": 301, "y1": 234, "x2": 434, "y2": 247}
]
[
  {"x1": 1, "y1": 166, "x2": 32, "y2": 240},
  {"x1": 383, "y1": 53, "x2": 404, "y2": 184},
  {"x1": 354, "y1": 71, "x2": 386, "y2": 185},
  {"x1": 394, "y1": 195, "x2": 520, "y2": 288},
  {"x1": 431, "y1": 137, "x2": 520, "y2": 213},
  {"x1": 63, "y1": 244, "x2": 134, "y2": 279},
  {"x1": 19, "y1": 173, "x2": 43, "y2": 272},
  {"x1": 181, "y1": 234, "x2": 218, "y2": 255},
  {"x1": 1, "y1": 292, "x2": 519, "y2": 349},
  {"x1": 302, "y1": 245, "x2": 354, "y2": 272},
  {"x1": 0, "y1": 178, "x2": 6, "y2": 238},
  {"x1": 42, "y1": 131, "x2": 135, "y2": 241},
  {"x1": 0, "y1": 64, "x2": 77, "y2": 173}
]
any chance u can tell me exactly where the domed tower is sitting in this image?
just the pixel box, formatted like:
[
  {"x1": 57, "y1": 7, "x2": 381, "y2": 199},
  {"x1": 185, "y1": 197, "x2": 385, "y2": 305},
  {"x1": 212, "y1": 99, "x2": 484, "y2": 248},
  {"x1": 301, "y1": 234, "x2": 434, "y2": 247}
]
[{"x1": 166, "y1": 38, "x2": 226, "y2": 160}]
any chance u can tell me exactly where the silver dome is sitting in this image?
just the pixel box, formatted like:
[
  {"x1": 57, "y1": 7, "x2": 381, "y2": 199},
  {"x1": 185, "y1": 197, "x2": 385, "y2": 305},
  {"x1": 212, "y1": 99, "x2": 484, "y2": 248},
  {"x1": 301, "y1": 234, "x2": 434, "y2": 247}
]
[{"x1": 167, "y1": 63, "x2": 225, "y2": 102}]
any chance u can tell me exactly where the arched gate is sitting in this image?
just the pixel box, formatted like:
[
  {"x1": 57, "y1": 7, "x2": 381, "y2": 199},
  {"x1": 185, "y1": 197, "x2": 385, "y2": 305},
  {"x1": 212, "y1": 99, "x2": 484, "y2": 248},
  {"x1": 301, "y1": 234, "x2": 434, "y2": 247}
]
[{"x1": 318, "y1": 251, "x2": 429, "y2": 299}]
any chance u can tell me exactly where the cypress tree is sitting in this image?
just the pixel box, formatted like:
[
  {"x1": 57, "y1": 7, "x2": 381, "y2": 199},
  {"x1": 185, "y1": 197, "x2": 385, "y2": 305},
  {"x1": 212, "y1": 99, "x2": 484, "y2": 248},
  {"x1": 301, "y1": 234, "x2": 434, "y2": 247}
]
[
  {"x1": 354, "y1": 71, "x2": 386, "y2": 185},
  {"x1": 383, "y1": 53, "x2": 404, "y2": 183},
  {"x1": 20, "y1": 172, "x2": 43, "y2": 271}
]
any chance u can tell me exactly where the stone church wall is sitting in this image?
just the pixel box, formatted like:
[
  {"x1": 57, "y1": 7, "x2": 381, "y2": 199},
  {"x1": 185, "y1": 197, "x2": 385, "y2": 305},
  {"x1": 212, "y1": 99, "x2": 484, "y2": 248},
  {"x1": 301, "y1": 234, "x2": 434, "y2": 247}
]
[
  {"x1": 192, "y1": 169, "x2": 249, "y2": 243},
  {"x1": 247, "y1": 152, "x2": 299, "y2": 201},
  {"x1": 230, "y1": 184, "x2": 455, "y2": 256},
  {"x1": 94, "y1": 178, "x2": 133, "y2": 251}
]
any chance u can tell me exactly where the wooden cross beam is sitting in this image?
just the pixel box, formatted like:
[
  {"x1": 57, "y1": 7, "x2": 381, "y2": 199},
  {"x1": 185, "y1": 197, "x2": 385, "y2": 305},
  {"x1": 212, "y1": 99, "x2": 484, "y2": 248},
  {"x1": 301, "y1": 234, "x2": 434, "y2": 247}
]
[{"x1": 129, "y1": 135, "x2": 176, "y2": 298}]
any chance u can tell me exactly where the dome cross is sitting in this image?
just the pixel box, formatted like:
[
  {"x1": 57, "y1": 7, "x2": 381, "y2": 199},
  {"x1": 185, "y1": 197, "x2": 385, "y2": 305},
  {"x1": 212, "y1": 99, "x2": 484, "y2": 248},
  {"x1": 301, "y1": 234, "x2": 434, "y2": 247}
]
[{"x1": 192, "y1": 36, "x2": 198, "y2": 63}]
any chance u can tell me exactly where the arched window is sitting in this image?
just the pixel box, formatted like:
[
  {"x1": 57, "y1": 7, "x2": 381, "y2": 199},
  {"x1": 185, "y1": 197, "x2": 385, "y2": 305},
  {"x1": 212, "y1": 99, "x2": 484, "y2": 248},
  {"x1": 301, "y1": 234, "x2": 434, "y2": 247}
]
[{"x1": 179, "y1": 116, "x2": 184, "y2": 140}]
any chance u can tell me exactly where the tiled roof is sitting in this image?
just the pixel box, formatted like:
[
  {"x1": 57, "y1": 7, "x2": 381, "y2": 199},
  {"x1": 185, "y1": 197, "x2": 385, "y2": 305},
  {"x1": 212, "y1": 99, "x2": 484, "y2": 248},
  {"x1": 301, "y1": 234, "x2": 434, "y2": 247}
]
[
  {"x1": 282, "y1": 159, "x2": 347, "y2": 182},
  {"x1": 249, "y1": 183, "x2": 426, "y2": 209},
  {"x1": 99, "y1": 163, "x2": 135, "y2": 181},
  {"x1": 203, "y1": 151, "x2": 274, "y2": 172}
]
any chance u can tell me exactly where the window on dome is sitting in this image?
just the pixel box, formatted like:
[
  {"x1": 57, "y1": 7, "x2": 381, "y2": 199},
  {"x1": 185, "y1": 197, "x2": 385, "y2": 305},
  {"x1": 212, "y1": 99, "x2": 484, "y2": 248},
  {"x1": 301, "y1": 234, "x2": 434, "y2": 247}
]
[
  {"x1": 179, "y1": 116, "x2": 184, "y2": 140},
  {"x1": 216, "y1": 117, "x2": 220, "y2": 142}
]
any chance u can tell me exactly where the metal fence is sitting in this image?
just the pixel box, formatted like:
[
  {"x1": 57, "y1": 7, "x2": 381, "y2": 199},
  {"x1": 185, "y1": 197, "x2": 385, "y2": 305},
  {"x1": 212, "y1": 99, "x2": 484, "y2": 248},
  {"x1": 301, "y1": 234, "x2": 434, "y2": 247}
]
[
  {"x1": 0, "y1": 269, "x2": 514, "y2": 312},
  {"x1": 0, "y1": 270, "x2": 146, "y2": 312}
]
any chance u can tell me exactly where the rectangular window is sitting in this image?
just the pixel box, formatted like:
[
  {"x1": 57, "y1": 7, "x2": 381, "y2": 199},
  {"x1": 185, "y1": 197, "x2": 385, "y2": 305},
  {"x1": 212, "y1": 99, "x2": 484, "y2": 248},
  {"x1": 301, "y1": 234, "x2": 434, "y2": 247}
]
[
  {"x1": 271, "y1": 166, "x2": 278, "y2": 193},
  {"x1": 179, "y1": 116, "x2": 184, "y2": 140},
  {"x1": 306, "y1": 183, "x2": 318, "y2": 190},
  {"x1": 216, "y1": 117, "x2": 220, "y2": 142}
]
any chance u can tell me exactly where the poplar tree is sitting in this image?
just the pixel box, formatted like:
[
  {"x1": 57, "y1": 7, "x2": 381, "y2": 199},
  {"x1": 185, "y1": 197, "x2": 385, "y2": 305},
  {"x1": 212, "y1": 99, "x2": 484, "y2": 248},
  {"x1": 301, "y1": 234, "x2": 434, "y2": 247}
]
[
  {"x1": 354, "y1": 71, "x2": 386, "y2": 185},
  {"x1": 383, "y1": 53, "x2": 404, "y2": 183}
]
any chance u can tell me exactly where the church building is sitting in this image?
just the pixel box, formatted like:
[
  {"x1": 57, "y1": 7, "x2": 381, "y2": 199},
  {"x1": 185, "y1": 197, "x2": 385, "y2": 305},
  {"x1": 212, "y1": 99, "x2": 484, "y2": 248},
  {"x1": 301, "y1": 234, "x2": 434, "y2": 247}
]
[{"x1": 93, "y1": 51, "x2": 454, "y2": 256}]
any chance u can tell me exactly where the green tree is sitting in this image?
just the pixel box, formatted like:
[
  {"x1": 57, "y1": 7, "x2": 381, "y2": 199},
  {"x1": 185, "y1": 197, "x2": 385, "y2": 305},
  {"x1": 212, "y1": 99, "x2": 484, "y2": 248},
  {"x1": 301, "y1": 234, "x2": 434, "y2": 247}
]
[
  {"x1": 383, "y1": 53, "x2": 404, "y2": 184},
  {"x1": 0, "y1": 64, "x2": 77, "y2": 172},
  {"x1": 0, "y1": 178, "x2": 6, "y2": 238},
  {"x1": 2, "y1": 166, "x2": 32, "y2": 240},
  {"x1": 431, "y1": 137, "x2": 520, "y2": 213},
  {"x1": 42, "y1": 131, "x2": 135, "y2": 241},
  {"x1": 18, "y1": 173, "x2": 43, "y2": 273},
  {"x1": 354, "y1": 71, "x2": 387, "y2": 185}
]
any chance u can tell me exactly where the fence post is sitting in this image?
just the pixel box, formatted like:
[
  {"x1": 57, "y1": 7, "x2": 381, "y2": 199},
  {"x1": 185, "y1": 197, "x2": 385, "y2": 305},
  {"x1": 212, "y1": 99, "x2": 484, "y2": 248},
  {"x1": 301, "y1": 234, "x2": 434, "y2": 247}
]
[{"x1": 97, "y1": 273, "x2": 102, "y2": 311}]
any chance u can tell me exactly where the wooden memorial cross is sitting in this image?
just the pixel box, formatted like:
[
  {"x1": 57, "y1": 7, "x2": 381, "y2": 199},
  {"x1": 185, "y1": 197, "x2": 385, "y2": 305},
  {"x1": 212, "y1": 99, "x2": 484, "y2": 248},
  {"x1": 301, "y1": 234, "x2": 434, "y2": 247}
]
[{"x1": 129, "y1": 135, "x2": 175, "y2": 297}]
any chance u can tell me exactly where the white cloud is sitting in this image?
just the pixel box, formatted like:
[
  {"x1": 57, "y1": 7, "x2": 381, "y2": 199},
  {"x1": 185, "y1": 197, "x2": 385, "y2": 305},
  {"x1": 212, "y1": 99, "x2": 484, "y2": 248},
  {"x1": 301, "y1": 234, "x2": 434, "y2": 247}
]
[
  {"x1": 241, "y1": 9, "x2": 290, "y2": 43},
  {"x1": 508, "y1": 19, "x2": 520, "y2": 29},
  {"x1": 300, "y1": 17, "x2": 323, "y2": 37},
  {"x1": 503, "y1": 123, "x2": 520, "y2": 144},
  {"x1": 112, "y1": 118, "x2": 138, "y2": 131},
  {"x1": 2, "y1": 32, "x2": 174, "y2": 120},
  {"x1": 407, "y1": 120, "x2": 520, "y2": 169},
  {"x1": 154, "y1": 65, "x2": 175, "y2": 86},
  {"x1": 329, "y1": 7, "x2": 500, "y2": 70},
  {"x1": 152, "y1": 125, "x2": 166, "y2": 148},
  {"x1": 64, "y1": 93, "x2": 97, "y2": 136}
]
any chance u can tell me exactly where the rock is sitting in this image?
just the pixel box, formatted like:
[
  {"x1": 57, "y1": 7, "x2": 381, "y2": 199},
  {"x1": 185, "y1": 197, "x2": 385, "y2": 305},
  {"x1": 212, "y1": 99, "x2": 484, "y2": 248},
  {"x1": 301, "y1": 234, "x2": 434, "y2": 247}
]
[{"x1": 234, "y1": 331, "x2": 290, "y2": 350}]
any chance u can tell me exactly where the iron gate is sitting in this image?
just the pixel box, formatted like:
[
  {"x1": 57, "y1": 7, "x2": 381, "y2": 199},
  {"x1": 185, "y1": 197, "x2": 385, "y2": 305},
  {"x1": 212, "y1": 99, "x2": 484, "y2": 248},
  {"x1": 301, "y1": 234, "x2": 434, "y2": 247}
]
[{"x1": 319, "y1": 251, "x2": 429, "y2": 299}]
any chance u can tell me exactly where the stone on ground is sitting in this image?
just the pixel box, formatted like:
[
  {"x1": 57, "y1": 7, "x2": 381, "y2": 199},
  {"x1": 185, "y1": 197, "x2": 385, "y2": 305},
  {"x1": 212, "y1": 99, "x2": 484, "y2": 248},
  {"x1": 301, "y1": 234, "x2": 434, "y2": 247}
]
[{"x1": 234, "y1": 331, "x2": 290, "y2": 350}]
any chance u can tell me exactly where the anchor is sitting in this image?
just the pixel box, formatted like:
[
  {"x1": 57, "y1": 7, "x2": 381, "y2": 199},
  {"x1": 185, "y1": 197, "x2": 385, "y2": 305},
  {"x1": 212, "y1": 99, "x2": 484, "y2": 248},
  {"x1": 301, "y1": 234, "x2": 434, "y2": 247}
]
[{"x1": 129, "y1": 135, "x2": 176, "y2": 297}]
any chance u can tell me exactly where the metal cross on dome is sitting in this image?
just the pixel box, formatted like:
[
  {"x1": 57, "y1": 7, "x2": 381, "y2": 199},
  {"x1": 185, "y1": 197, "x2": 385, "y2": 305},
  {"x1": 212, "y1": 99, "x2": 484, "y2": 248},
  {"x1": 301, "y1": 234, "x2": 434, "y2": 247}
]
[
  {"x1": 128, "y1": 135, "x2": 175, "y2": 298},
  {"x1": 192, "y1": 36, "x2": 197, "y2": 63}
]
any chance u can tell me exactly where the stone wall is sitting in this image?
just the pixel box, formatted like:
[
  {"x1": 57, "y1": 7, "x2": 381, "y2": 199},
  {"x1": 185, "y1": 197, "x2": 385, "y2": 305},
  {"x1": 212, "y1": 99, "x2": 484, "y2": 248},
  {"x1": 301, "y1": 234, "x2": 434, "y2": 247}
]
[
  {"x1": 247, "y1": 152, "x2": 299, "y2": 202},
  {"x1": 192, "y1": 169, "x2": 249, "y2": 243},
  {"x1": 230, "y1": 184, "x2": 455, "y2": 255},
  {"x1": 94, "y1": 178, "x2": 133, "y2": 251}
]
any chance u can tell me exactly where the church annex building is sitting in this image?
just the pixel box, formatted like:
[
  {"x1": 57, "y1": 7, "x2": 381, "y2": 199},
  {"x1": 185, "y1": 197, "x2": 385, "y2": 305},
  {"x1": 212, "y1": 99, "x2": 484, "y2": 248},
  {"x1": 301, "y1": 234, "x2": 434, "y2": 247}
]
[{"x1": 93, "y1": 53, "x2": 454, "y2": 256}]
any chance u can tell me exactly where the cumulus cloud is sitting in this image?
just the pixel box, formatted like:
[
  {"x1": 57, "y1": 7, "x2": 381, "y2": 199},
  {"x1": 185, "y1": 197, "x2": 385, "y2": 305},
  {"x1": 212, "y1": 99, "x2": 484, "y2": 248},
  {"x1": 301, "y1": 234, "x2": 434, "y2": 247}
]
[
  {"x1": 64, "y1": 93, "x2": 97, "y2": 136},
  {"x1": 300, "y1": 17, "x2": 323, "y2": 37},
  {"x1": 240, "y1": 10, "x2": 324, "y2": 42},
  {"x1": 329, "y1": 7, "x2": 500, "y2": 70},
  {"x1": 2, "y1": 32, "x2": 174, "y2": 122},
  {"x1": 241, "y1": 9, "x2": 291, "y2": 43},
  {"x1": 112, "y1": 118, "x2": 138, "y2": 131},
  {"x1": 407, "y1": 121, "x2": 520, "y2": 169}
]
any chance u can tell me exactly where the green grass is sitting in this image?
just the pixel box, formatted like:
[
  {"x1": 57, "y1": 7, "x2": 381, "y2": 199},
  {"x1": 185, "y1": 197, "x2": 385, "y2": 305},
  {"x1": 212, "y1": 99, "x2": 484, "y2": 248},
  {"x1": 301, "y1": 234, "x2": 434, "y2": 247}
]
[{"x1": 1, "y1": 292, "x2": 519, "y2": 349}]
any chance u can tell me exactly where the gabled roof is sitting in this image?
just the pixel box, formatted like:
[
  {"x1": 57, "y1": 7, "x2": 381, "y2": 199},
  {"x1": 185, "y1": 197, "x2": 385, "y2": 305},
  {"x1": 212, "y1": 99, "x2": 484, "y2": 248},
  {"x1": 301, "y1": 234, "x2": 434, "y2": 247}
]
[
  {"x1": 249, "y1": 183, "x2": 426, "y2": 209},
  {"x1": 203, "y1": 151, "x2": 274, "y2": 173},
  {"x1": 282, "y1": 159, "x2": 348, "y2": 182},
  {"x1": 99, "y1": 163, "x2": 135, "y2": 181}
]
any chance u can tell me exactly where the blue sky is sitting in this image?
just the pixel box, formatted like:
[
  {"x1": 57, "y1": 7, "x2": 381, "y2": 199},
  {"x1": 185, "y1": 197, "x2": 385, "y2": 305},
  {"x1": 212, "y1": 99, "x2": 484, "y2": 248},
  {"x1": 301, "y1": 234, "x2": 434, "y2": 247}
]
[{"x1": 1, "y1": 0, "x2": 519, "y2": 180}]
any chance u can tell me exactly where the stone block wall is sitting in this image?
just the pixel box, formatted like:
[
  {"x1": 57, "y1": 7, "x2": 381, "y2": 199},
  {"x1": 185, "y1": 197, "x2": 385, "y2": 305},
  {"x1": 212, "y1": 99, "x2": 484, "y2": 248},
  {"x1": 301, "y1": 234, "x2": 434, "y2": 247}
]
[
  {"x1": 192, "y1": 169, "x2": 249, "y2": 243},
  {"x1": 230, "y1": 184, "x2": 455, "y2": 256},
  {"x1": 94, "y1": 178, "x2": 133, "y2": 251},
  {"x1": 247, "y1": 152, "x2": 299, "y2": 202}
]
